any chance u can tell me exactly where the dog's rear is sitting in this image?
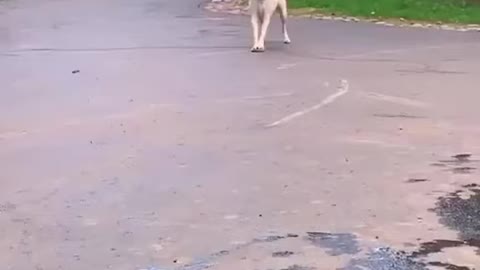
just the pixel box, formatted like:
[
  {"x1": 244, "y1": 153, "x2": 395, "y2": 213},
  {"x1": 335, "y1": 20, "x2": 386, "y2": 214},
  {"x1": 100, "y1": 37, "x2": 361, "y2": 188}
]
[{"x1": 250, "y1": 0, "x2": 290, "y2": 52}]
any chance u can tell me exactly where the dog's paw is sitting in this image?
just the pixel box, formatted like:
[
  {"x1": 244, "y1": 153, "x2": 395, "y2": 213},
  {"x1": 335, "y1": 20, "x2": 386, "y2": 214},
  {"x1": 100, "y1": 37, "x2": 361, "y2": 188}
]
[
  {"x1": 250, "y1": 46, "x2": 265, "y2": 53},
  {"x1": 283, "y1": 38, "x2": 291, "y2": 44}
]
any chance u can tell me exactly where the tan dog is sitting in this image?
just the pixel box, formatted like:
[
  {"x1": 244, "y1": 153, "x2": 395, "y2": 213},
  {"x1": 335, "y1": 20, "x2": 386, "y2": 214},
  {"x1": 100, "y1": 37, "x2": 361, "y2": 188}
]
[{"x1": 249, "y1": 0, "x2": 291, "y2": 52}]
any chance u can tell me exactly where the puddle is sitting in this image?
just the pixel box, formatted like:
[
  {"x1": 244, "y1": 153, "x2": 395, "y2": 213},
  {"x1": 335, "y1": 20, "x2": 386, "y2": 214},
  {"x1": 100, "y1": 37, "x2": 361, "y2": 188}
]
[{"x1": 305, "y1": 232, "x2": 360, "y2": 256}]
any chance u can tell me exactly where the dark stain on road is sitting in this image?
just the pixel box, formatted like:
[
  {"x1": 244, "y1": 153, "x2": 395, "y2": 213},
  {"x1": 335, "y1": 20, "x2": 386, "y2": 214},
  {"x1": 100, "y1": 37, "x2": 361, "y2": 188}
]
[
  {"x1": 406, "y1": 178, "x2": 429, "y2": 183},
  {"x1": 438, "y1": 154, "x2": 475, "y2": 164},
  {"x1": 451, "y1": 167, "x2": 476, "y2": 174},
  {"x1": 427, "y1": 261, "x2": 472, "y2": 270},
  {"x1": 373, "y1": 113, "x2": 424, "y2": 119},
  {"x1": 272, "y1": 251, "x2": 295, "y2": 257},
  {"x1": 431, "y1": 162, "x2": 448, "y2": 167},
  {"x1": 439, "y1": 153, "x2": 478, "y2": 165},
  {"x1": 0, "y1": 201, "x2": 16, "y2": 212},
  {"x1": 411, "y1": 239, "x2": 466, "y2": 257},
  {"x1": 255, "y1": 233, "x2": 299, "y2": 243},
  {"x1": 305, "y1": 232, "x2": 360, "y2": 256},
  {"x1": 395, "y1": 65, "x2": 467, "y2": 75},
  {"x1": 452, "y1": 154, "x2": 473, "y2": 162},
  {"x1": 280, "y1": 265, "x2": 315, "y2": 270},
  {"x1": 434, "y1": 154, "x2": 478, "y2": 174}
]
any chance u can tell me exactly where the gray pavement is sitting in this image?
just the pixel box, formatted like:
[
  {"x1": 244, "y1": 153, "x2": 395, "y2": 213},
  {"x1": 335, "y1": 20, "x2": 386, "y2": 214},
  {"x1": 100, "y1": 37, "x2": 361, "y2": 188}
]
[{"x1": 1, "y1": 0, "x2": 480, "y2": 269}]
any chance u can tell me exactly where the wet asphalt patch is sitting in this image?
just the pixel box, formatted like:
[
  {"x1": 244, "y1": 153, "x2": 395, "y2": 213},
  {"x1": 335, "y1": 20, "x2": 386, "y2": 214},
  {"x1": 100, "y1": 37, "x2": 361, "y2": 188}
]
[
  {"x1": 144, "y1": 168, "x2": 480, "y2": 270},
  {"x1": 341, "y1": 244, "x2": 475, "y2": 270},
  {"x1": 432, "y1": 183, "x2": 480, "y2": 254},
  {"x1": 305, "y1": 232, "x2": 361, "y2": 256},
  {"x1": 341, "y1": 247, "x2": 426, "y2": 270},
  {"x1": 161, "y1": 233, "x2": 301, "y2": 270},
  {"x1": 342, "y1": 180, "x2": 480, "y2": 270},
  {"x1": 144, "y1": 228, "x2": 476, "y2": 270}
]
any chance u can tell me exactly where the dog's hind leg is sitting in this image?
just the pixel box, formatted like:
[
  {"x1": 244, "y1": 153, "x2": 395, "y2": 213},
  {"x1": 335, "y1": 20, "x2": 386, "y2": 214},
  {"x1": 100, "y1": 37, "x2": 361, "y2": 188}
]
[
  {"x1": 250, "y1": 12, "x2": 262, "y2": 52},
  {"x1": 256, "y1": 7, "x2": 274, "y2": 52},
  {"x1": 278, "y1": 0, "x2": 291, "y2": 44}
]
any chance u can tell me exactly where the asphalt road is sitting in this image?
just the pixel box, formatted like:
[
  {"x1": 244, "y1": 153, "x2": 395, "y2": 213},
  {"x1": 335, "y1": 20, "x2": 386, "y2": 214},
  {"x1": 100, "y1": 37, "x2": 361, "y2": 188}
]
[{"x1": 1, "y1": 0, "x2": 480, "y2": 269}]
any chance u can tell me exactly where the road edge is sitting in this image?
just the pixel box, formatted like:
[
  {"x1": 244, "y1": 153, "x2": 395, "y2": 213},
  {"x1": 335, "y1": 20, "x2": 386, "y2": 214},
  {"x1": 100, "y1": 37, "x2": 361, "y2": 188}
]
[{"x1": 205, "y1": 0, "x2": 480, "y2": 33}]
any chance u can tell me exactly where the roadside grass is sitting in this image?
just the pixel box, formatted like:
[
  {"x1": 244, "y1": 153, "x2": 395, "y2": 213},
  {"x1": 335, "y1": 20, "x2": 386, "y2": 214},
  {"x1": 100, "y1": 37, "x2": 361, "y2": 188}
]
[{"x1": 288, "y1": 0, "x2": 480, "y2": 24}]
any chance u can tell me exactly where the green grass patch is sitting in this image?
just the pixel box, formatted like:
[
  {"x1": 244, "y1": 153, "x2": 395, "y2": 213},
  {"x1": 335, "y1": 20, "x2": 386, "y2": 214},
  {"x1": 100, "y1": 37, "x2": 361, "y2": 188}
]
[{"x1": 288, "y1": 0, "x2": 480, "y2": 24}]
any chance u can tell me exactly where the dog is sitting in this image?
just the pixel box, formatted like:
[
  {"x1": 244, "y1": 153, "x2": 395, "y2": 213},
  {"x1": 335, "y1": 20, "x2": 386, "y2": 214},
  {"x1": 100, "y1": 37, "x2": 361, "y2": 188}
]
[{"x1": 249, "y1": 0, "x2": 291, "y2": 52}]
